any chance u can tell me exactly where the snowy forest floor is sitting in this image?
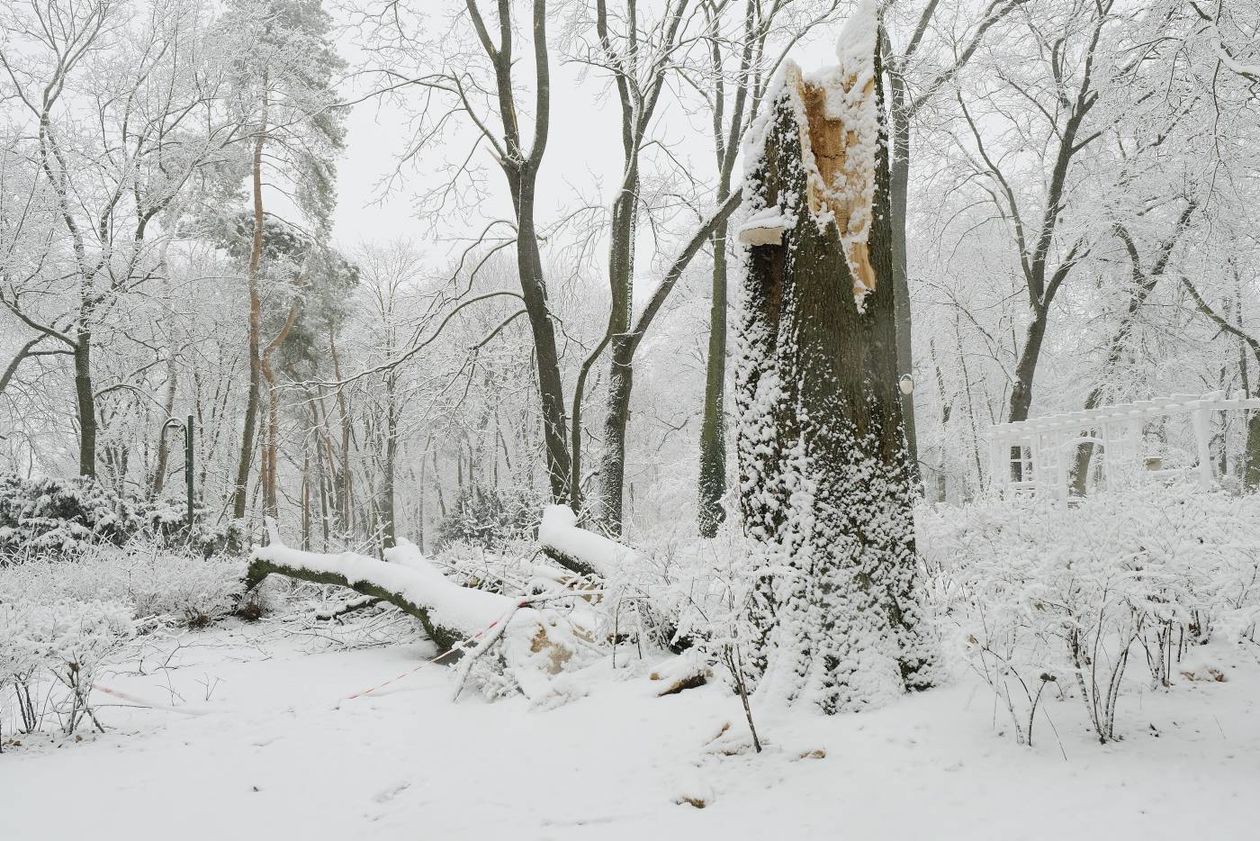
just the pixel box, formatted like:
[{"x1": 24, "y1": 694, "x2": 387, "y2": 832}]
[{"x1": 2, "y1": 619, "x2": 1258, "y2": 841}]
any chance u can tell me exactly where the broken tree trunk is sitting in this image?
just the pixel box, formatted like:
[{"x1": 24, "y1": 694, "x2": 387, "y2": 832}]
[{"x1": 733, "y1": 3, "x2": 935, "y2": 713}]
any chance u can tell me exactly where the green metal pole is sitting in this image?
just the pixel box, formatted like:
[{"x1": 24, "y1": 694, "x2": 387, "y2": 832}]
[{"x1": 185, "y1": 414, "x2": 195, "y2": 534}]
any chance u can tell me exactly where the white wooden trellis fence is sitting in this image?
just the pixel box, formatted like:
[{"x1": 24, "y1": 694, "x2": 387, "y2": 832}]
[{"x1": 988, "y1": 391, "x2": 1260, "y2": 499}]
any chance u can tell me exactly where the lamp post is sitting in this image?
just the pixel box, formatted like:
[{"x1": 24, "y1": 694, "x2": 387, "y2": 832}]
[{"x1": 163, "y1": 415, "x2": 195, "y2": 534}]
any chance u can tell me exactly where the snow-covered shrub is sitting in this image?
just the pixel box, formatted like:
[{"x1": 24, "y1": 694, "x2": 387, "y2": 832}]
[
  {"x1": 920, "y1": 487, "x2": 1260, "y2": 744},
  {"x1": 435, "y1": 486, "x2": 540, "y2": 551},
  {"x1": 0, "y1": 601, "x2": 46, "y2": 736},
  {"x1": 664, "y1": 528, "x2": 769, "y2": 749},
  {"x1": 144, "y1": 500, "x2": 247, "y2": 558},
  {"x1": 0, "y1": 543, "x2": 246, "y2": 628},
  {"x1": 0, "y1": 544, "x2": 242, "y2": 742},
  {"x1": 1, "y1": 599, "x2": 134, "y2": 735},
  {"x1": 30, "y1": 600, "x2": 134, "y2": 734},
  {"x1": 0, "y1": 474, "x2": 143, "y2": 558},
  {"x1": 0, "y1": 473, "x2": 246, "y2": 562}
]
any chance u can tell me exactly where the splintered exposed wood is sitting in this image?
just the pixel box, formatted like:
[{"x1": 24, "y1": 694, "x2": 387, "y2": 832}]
[{"x1": 789, "y1": 64, "x2": 877, "y2": 296}]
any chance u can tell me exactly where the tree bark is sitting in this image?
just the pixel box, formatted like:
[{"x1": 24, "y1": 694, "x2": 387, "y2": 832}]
[
  {"x1": 597, "y1": 337, "x2": 633, "y2": 535},
  {"x1": 382, "y1": 371, "x2": 399, "y2": 549},
  {"x1": 735, "y1": 44, "x2": 934, "y2": 712},
  {"x1": 151, "y1": 355, "x2": 178, "y2": 496},
  {"x1": 73, "y1": 332, "x2": 97, "y2": 478},
  {"x1": 328, "y1": 331, "x2": 354, "y2": 534},
  {"x1": 594, "y1": 153, "x2": 637, "y2": 534},
  {"x1": 260, "y1": 300, "x2": 300, "y2": 518},
  {"x1": 696, "y1": 221, "x2": 729, "y2": 537},
  {"x1": 232, "y1": 97, "x2": 268, "y2": 521},
  {"x1": 1008, "y1": 308, "x2": 1049, "y2": 423},
  {"x1": 301, "y1": 438, "x2": 312, "y2": 550},
  {"x1": 887, "y1": 57, "x2": 918, "y2": 482}
]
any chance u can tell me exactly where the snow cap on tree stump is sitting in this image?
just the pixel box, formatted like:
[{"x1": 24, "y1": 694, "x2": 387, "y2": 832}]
[{"x1": 740, "y1": 0, "x2": 879, "y2": 302}]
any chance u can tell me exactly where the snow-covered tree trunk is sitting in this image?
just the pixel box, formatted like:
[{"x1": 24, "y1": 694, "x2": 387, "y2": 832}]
[{"x1": 734, "y1": 2, "x2": 934, "y2": 713}]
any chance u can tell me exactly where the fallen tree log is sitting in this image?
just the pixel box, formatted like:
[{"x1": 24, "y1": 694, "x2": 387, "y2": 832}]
[
  {"x1": 246, "y1": 536, "x2": 579, "y2": 696},
  {"x1": 535, "y1": 507, "x2": 695, "y2": 654},
  {"x1": 538, "y1": 505, "x2": 636, "y2": 579},
  {"x1": 246, "y1": 542, "x2": 508, "y2": 652}
]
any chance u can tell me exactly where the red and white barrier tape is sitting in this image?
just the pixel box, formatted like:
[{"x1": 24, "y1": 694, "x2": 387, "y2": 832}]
[{"x1": 93, "y1": 683, "x2": 214, "y2": 716}]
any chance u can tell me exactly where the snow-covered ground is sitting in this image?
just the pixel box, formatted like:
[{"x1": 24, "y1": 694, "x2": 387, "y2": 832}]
[{"x1": 3, "y1": 619, "x2": 1257, "y2": 841}]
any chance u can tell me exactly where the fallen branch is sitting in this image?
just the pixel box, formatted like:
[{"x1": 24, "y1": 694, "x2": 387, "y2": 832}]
[
  {"x1": 315, "y1": 595, "x2": 382, "y2": 622},
  {"x1": 451, "y1": 602, "x2": 524, "y2": 702},
  {"x1": 249, "y1": 555, "x2": 461, "y2": 651}
]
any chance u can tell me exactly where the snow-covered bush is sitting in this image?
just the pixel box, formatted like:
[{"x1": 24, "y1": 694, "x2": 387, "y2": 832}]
[
  {"x1": 0, "y1": 601, "x2": 45, "y2": 736},
  {"x1": 0, "y1": 543, "x2": 246, "y2": 629},
  {"x1": 0, "y1": 474, "x2": 143, "y2": 557},
  {"x1": 0, "y1": 473, "x2": 246, "y2": 561},
  {"x1": 920, "y1": 487, "x2": 1260, "y2": 744},
  {"x1": 32, "y1": 600, "x2": 134, "y2": 734},
  {"x1": 0, "y1": 599, "x2": 134, "y2": 736},
  {"x1": 435, "y1": 486, "x2": 540, "y2": 551},
  {"x1": 144, "y1": 500, "x2": 247, "y2": 559},
  {"x1": 663, "y1": 528, "x2": 769, "y2": 750}
]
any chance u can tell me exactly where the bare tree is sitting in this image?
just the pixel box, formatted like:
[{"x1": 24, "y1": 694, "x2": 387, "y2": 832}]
[
  {"x1": 953, "y1": 0, "x2": 1118, "y2": 424},
  {"x1": 882, "y1": 0, "x2": 1029, "y2": 472},
  {"x1": 1, "y1": 0, "x2": 230, "y2": 478}
]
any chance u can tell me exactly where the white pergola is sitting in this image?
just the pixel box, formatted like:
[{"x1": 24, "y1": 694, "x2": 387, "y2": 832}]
[{"x1": 989, "y1": 391, "x2": 1260, "y2": 499}]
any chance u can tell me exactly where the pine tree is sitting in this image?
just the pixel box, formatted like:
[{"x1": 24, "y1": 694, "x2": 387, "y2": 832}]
[{"x1": 216, "y1": 0, "x2": 345, "y2": 522}]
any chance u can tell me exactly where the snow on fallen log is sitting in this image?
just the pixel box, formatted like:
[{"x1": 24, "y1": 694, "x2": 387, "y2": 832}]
[
  {"x1": 247, "y1": 539, "x2": 510, "y2": 651},
  {"x1": 381, "y1": 537, "x2": 434, "y2": 572},
  {"x1": 246, "y1": 535, "x2": 580, "y2": 699},
  {"x1": 538, "y1": 505, "x2": 637, "y2": 579}
]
